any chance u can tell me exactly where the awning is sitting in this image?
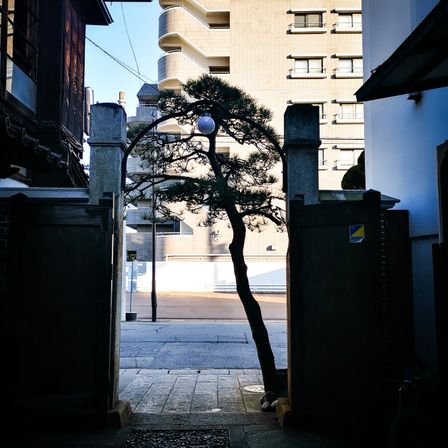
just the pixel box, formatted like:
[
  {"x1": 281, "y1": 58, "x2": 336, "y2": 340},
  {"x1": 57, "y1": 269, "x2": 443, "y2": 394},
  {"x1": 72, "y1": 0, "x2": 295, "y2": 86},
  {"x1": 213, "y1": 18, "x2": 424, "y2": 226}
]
[
  {"x1": 78, "y1": 1, "x2": 113, "y2": 25},
  {"x1": 356, "y1": 0, "x2": 448, "y2": 101}
]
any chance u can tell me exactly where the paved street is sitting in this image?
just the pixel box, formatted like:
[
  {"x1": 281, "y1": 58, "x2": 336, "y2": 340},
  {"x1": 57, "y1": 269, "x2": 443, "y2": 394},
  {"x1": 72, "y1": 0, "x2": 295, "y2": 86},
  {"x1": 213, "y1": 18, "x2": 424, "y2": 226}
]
[
  {"x1": 125, "y1": 291, "x2": 286, "y2": 321},
  {"x1": 119, "y1": 321, "x2": 287, "y2": 415},
  {"x1": 120, "y1": 321, "x2": 287, "y2": 370}
]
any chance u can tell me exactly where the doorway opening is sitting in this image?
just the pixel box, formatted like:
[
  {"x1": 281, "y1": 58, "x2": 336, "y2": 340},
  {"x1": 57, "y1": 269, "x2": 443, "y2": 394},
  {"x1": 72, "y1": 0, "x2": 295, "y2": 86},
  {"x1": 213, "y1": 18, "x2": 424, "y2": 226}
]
[{"x1": 118, "y1": 255, "x2": 287, "y2": 415}]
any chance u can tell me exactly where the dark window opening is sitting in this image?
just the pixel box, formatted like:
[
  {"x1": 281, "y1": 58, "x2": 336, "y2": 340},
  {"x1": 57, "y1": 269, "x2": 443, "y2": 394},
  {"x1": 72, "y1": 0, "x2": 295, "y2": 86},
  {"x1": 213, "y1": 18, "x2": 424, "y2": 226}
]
[
  {"x1": 3, "y1": 0, "x2": 39, "y2": 79},
  {"x1": 209, "y1": 66, "x2": 230, "y2": 74}
]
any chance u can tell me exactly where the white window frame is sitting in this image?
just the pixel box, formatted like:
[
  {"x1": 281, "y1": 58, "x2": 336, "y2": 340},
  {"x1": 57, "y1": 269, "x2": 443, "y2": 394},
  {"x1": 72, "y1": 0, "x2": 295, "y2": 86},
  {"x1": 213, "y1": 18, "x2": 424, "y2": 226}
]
[
  {"x1": 289, "y1": 12, "x2": 326, "y2": 33},
  {"x1": 288, "y1": 8, "x2": 327, "y2": 33},
  {"x1": 334, "y1": 100, "x2": 364, "y2": 124},
  {"x1": 318, "y1": 148, "x2": 328, "y2": 170},
  {"x1": 289, "y1": 56, "x2": 326, "y2": 78},
  {"x1": 334, "y1": 56, "x2": 363, "y2": 78},
  {"x1": 334, "y1": 11, "x2": 362, "y2": 32},
  {"x1": 334, "y1": 149, "x2": 356, "y2": 170}
]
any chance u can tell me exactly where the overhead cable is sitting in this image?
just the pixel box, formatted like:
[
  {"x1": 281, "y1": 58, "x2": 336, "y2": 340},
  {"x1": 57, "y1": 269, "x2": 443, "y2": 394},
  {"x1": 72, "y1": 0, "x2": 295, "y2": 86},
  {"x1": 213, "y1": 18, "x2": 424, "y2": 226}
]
[{"x1": 86, "y1": 36, "x2": 156, "y2": 84}]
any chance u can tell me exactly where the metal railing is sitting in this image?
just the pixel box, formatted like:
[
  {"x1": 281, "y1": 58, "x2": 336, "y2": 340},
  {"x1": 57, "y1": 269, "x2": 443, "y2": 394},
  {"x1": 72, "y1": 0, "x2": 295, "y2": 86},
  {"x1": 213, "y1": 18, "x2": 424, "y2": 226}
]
[
  {"x1": 334, "y1": 67, "x2": 363, "y2": 75},
  {"x1": 334, "y1": 160, "x2": 355, "y2": 169},
  {"x1": 289, "y1": 22, "x2": 325, "y2": 29},
  {"x1": 289, "y1": 67, "x2": 326, "y2": 76},
  {"x1": 334, "y1": 113, "x2": 364, "y2": 120},
  {"x1": 334, "y1": 21, "x2": 362, "y2": 30}
]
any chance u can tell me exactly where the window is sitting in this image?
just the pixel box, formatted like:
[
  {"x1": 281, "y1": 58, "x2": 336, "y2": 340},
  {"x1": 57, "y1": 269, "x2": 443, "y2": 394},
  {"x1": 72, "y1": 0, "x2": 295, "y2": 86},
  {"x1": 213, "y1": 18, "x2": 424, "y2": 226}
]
[
  {"x1": 4, "y1": 0, "x2": 39, "y2": 78},
  {"x1": 318, "y1": 149, "x2": 327, "y2": 169},
  {"x1": 209, "y1": 66, "x2": 230, "y2": 74},
  {"x1": 1, "y1": 0, "x2": 39, "y2": 112},
  {"x1": 294, "y1": 13, "x2": 322, "y2": 28},
  {"x1": 290, "y1": 58, "x2": 325, "y2": 77},
  {"x1": 335, "y1": 150, "x2": 355, "y2": 169},
  {"x1": 335, "y1": 13, "x2": 362, "y2": 32},
  {"x1": 289, "y1": 11, "x2": 326, "y2": 33},
  {"x1": 335, "y1": 58, "x2": 363, "y2": 77},
  {"x1": 216, "y1": 146, "x2": 230, "y2": 157},
  {"x1": 316, "y1": 103, "x2": 326, "y2": 121},
  {"x1": 62, "y1": 0, "x2": 85, "y2": 142},
  {"x1": 335, "y1": 103, "x2": 364, "y2": 123},
  {"x1": 287, "y1": 100, "x2": 328, "y2": 122}
]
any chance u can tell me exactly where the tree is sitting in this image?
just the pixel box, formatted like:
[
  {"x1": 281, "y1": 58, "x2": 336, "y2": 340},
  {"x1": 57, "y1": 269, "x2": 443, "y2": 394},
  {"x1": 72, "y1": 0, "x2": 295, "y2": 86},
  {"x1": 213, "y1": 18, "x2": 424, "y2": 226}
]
[
  {"x1": 126, "y1": 123, "x2": 148, "y2": 144},
  {"x1": 341, "y1": 151, "x2": 365, "y2": 189},
  {"x1": 125, "y1": 75, "x2": 286, "y2": 404}
]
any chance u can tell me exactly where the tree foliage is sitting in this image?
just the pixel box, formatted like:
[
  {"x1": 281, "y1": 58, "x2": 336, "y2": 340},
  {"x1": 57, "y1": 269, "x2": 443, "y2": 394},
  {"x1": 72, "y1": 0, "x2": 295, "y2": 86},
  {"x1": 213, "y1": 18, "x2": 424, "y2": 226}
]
[
  {"x1": 126, "y1": 75, "x2": 286, "y2": 230},
  {"x1": 341, "y1": 151, "x2": 365, "y2": 189}
]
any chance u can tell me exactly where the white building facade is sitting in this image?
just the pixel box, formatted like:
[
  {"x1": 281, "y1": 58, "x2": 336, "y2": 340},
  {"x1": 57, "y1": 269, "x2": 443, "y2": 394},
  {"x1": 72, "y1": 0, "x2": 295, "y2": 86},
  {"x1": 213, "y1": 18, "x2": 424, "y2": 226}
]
[
  {"x1": 158, "y1": 0, "x2": 365, "y2": 186},
  {"x1": 359, "y1": 0, "x2": 448, "y2": 365},
  {"x1": 142, "y1": 0, "x2": 365, "y2": 292}
]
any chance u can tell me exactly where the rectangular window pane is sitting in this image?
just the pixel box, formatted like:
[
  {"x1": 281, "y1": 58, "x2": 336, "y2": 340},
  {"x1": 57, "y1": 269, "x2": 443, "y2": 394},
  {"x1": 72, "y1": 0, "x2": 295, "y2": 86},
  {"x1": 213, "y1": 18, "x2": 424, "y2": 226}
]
[
  {"x1": 294, "y1": 14, "x2": 305, "y2": 27},
  {"x1": 339, "y1": 59, "x2": 353, "y2": 72},
  {"x1": 294, "y1": 59, "x2": 308, "y2": 72},
  {"x1": 354, "y1": 103, "x2": 364, "y2": 116},
  {"x1": 5, "y1": 0, "x2": 38, "y2": 78},
  {"x1": 318, "y1": 103, "x2": 325, "y2": 119},
  {"x1": 341, "y1": 103, "x2": 354, "y2": 115},
  {"x1": 353, "y1": 58, "x2": 363, "y2": 70},
  {"x1": 340, "y1": 150, "x2": 355, "y2": 165},
  {"x1": 7, "y1": 0, "x2": 15, "y2": 57},
  {"x1": 6, "y1": 56, "x2": 37, "y2": 111},
  {"x1": 308, "y1": 13, "x2": 321, "y2": 27},
  {"x1": 318, "y1": 149, "x2": 325, "y2": 166},
  {"x1": 309, "y1": 58, "x2": 322, "y2": 72},
  {"x1": 338, "y1": 14, "x2": 353, "y2": 27}
]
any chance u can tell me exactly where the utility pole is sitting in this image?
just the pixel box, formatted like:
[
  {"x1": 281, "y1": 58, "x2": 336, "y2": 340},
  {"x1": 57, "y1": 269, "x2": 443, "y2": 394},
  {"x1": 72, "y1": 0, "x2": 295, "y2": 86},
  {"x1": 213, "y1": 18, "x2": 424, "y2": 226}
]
[{"x1": 151, "y1": 157, "x2": 157, "y2": 322}]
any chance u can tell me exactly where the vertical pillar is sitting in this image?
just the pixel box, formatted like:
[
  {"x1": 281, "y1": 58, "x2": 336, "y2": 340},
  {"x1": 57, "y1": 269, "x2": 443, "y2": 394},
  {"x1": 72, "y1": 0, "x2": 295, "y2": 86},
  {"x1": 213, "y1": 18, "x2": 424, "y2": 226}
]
[
  {"x1": 284, "y1": 104, "x2": 321, "y2": 205},
  {"x1": 279, "y1": 104, "x2": 321, "y2": 426},
  {"x1": 88, "y1": 103, "x2": 129, "y2": 424}
]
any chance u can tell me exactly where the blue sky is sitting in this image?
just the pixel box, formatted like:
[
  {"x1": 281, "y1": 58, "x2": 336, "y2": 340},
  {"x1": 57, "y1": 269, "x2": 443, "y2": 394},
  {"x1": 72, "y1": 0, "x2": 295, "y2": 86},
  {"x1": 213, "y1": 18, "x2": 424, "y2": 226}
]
[{"x1": 85, "y1": 1, "x2": 162, "y2": 116}]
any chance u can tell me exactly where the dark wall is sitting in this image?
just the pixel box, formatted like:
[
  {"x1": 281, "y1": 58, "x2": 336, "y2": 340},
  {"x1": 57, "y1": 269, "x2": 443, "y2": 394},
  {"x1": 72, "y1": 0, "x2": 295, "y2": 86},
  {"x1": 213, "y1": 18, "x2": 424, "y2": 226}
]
[{"x1": 288, "y1": 194, "x2": 414, "y2": 428}]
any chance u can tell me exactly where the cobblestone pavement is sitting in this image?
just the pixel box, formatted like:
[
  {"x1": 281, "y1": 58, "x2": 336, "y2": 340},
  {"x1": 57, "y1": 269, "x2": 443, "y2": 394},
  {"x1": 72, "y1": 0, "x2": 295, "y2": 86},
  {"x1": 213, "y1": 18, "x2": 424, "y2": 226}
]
[{"x1": 119, "y1": 369, "x2": 266, "y2": 414}]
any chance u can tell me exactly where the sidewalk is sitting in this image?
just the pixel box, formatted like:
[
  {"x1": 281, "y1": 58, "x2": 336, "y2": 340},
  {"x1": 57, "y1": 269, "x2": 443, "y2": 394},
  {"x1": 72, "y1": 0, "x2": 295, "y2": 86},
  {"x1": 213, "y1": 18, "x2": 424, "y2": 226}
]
[
  {"x1": 119, "y1": 369, "x2": 266, "y2": 414},
  {"x1": 2, "y1": 364, "x2": 375, "y2": 448}
]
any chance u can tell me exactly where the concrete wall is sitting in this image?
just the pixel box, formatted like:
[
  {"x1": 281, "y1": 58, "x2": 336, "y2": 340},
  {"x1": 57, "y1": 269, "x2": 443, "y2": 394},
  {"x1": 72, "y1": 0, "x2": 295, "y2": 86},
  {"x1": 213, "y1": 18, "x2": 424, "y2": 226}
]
[
  {"x1": 362, "y1": 0, "x2": 446, "y2": 364},
  {"x1": 126, "y1": 260, "x2": 286, "y2": 292}
]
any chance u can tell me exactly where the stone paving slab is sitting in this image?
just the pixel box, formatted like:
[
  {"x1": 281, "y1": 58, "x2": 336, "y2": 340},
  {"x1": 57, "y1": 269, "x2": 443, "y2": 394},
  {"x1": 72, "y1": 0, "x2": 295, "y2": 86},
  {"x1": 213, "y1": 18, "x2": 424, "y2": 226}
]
[{"x1": 120, "y1": 369, "x2": 265, "y2": 414}]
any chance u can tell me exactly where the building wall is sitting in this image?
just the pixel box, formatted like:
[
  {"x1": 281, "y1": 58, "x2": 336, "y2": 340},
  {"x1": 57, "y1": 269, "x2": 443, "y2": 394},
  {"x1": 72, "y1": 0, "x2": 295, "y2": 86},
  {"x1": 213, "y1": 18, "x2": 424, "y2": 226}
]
[
  {"x1": 158, "y1": 0, "x2": 364, "y2": 188},
  {"x1": 154, "y1": 0, "x2": 364, "y2": 289},
  {"x1": 126, "y1": 260, "x2": 286, "y2": 292},
  {"x1": 362, "y1": 0, "x2": 447, "y2": 364}
]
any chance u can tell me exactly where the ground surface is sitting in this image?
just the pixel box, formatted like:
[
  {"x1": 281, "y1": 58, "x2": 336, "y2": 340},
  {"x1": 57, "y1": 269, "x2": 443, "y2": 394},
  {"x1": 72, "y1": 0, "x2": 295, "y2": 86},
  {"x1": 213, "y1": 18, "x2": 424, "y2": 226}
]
[
  {"x1": 119, "y1": 321, "x2": 287, "y2": 415},
  {"x1": 120, "y1": 321, "x2": 287, "y2": 370},
  {"x1": 125, "y1": 291, "x2": 286, "y2": 321}
]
